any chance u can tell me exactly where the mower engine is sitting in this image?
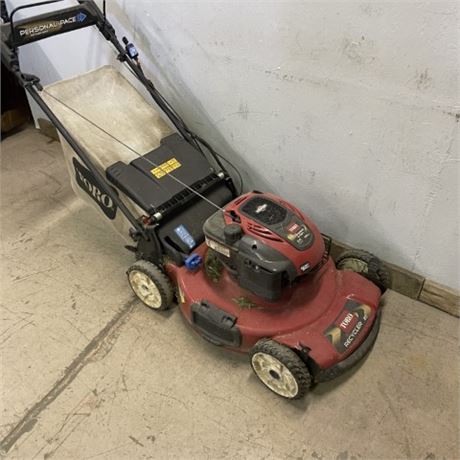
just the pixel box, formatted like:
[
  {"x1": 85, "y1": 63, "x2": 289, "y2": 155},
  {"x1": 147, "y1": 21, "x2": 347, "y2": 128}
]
[{"x1": 203, "y1": 192, "x2": 327, "y2": 301}]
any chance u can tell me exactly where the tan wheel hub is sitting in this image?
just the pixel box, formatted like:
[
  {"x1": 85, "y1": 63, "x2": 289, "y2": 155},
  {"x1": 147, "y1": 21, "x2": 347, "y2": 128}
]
[
  {"x1": 128, "y1": 270, "x2": 162, "y2": 309},
  {"x1": 251, "y1": 352, "x2": 299, "y2": 398},
  {"x1": 339, "y1": 258, "x2": 369, "y2": 274}
]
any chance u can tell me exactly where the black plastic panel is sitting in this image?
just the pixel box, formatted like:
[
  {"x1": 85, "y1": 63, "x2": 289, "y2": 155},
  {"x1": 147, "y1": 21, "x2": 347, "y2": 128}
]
[
  {"x1": 106, "y1": 134, "x2": 228, "y2": 215},
  {"x1": 157, "y1": 185, "x2": 232, "y2": 255},
  {"x1": 241, "y1": 196, "x2": 287, "y2": 225},
  {"x1": 191, "y1": 301, "x2": 241, "y2": 347},
  {"x1": 105, "y1": 161, "x2": 160, "y2": 214},
  {"x1": 131, "y1": 133, "x2": 214, "y2": 199}
]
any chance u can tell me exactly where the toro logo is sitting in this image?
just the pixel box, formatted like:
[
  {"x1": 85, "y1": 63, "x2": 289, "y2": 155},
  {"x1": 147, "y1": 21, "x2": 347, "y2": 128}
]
[
  {"x1": 324, "y1": 300, "x2": 372, "y2": 353},
  {"x1": 288, "y1": 222, "x2": 300, "y2": 233},
  {"x1": 73, "y1": 158, "x2": 117, "y2": 220},
  {"x1": 339, "y1": 312, "x2": 356, "y2": 331}
]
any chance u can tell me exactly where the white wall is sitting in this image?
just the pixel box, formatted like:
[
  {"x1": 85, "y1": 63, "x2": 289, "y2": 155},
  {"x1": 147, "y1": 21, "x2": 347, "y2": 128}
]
[{"x1": 8, "y1": 1, "x2": 459, "y2": 290}]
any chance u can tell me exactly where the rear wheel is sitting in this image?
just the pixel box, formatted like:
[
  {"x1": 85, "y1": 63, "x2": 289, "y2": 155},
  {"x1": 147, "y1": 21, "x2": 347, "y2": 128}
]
[
  {"x1": 335, "y1": 249, "x2": 390, "y2": 293},
  {"x1": 250, "y1": 339, "x2": 311, "y2": 399},
  {"x1": 127, "y1": 260, "x2": 174, "y2": 310}
]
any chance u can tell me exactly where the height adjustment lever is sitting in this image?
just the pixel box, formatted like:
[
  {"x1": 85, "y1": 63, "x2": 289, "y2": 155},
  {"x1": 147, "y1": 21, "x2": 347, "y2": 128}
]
[{"x1": 122, "y1": 36, "x2": 139, "y2": 62}]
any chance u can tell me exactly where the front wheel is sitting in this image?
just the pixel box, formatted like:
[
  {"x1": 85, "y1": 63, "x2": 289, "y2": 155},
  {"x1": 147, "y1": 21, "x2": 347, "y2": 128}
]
[
  {"x1": 127, "y1": 260, "x2": 174, "y2": 310},
  {"x1": 249, "y1": 339, "x2": 311, "y2": 399},
  {"x1": 335, "y1": 249, "x2": 391, "y2": 293}
]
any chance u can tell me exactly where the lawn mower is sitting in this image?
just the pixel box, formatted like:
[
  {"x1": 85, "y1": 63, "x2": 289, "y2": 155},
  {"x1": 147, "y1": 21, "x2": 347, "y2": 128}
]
[{"x1": 1, "y1": 0, "x2": 390, "y2": 399}]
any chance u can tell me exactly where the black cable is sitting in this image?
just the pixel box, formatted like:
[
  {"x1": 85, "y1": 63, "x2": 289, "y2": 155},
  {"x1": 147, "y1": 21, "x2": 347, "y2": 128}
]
[
  {"x1": 117, "y1": 33, "x2": 243, "y2": 194},
  {"x1": 136, "y1": 73, "x2": 244, "y2": 193},
  {"x1": 123, "y1": 62, "x2": 243, "y2": 193},
  {"x1": 214, "y1": 151, "x2": 243, "y2": 195},
  {"x1": 1, "y1": 0, "x2": 9, "y2": 23},
  {"x1": 194, "y1": 135, "x2": 244, "y2": 195},
  {"x1": 124, "y1": 64, "x2": 202, "y2": 150}
]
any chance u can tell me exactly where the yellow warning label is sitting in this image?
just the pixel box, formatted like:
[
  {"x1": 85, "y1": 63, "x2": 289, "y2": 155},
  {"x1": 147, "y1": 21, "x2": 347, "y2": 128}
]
[{"x1": 151, "y1": 158, "x2": 181, "y2": 178}]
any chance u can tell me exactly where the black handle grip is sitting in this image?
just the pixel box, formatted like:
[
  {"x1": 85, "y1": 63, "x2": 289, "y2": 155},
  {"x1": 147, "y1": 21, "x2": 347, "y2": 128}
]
[{"x1": 8, "y1": 0, "x2": 99, "y2": 48}]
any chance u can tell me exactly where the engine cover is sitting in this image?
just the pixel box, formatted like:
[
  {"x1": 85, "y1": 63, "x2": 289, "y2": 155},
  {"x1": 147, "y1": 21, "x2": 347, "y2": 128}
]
[{"x1": 203, "y1": 192, "x2": 326, "y2": 301}]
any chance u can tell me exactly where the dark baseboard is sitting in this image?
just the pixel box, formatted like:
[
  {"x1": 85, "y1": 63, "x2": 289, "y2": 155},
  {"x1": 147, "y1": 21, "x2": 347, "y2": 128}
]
[{"x1": 330, "y1": 239, "x2": 459, "y2": 317}]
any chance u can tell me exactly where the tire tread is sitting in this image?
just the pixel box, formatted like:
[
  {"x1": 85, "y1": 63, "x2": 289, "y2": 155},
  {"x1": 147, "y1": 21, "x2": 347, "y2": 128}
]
[
  {"x1": 250, "y1": 339, "x2": 311, "y2": 399},
  {"x1": 335, "y1": 249, "x2": 391, "y2": 292},
  {"x1": 127, "y1": 260, "x2": 174, "y2": 310}
]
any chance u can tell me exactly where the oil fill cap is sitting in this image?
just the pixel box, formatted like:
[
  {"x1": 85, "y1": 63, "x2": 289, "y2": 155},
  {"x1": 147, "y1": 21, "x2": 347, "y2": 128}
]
[{"x1": 224, "y1": 224, "x2": 243, "y2": 244}]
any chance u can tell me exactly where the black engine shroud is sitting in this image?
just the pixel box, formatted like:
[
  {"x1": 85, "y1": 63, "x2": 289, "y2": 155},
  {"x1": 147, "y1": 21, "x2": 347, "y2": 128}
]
[{"x1": 203, "y1": 201, "x2": 302, "y2": 301}]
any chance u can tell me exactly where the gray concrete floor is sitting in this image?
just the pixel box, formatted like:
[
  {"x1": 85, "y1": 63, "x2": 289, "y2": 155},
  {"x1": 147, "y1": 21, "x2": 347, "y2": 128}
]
[{"x1": 1, "y1": 126, "x2": 459, "y2": 460}]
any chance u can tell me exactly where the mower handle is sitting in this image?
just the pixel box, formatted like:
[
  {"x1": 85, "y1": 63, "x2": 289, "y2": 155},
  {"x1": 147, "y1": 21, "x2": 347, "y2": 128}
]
[
  {"x1": 0, "y1": 0, "x2": 237, "y2": 236},
  {"x1": 9, "y1": 0, "x2": 65, "y2": 44},
  {"x1": 5, "y1": 0, "x2": 101, "y2": 49}
]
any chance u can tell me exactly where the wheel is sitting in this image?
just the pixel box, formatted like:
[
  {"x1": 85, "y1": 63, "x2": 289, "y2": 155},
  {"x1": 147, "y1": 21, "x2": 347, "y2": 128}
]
[
  {"x1": 249, "y1": 339, "x2": 311, "y2": 399},
  {"x1": 335, "y1": 249, "x2": 391, "y2": 293},
  {"x1": 127, "y1": 260, "x2": 174, "y2": 310}
]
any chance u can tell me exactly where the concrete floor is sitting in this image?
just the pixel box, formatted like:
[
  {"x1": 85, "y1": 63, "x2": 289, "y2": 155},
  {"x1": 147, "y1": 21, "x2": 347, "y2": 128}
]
[{"x1": 1, "y1": 126, "x2": 459, "y2": 460}]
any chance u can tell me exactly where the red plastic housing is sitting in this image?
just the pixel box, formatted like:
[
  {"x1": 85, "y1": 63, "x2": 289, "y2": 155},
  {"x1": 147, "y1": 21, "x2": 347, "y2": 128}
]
[{"x1": 165, "y1": 193, "x2": 382, "y2": 371}]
